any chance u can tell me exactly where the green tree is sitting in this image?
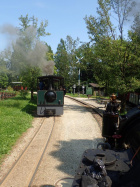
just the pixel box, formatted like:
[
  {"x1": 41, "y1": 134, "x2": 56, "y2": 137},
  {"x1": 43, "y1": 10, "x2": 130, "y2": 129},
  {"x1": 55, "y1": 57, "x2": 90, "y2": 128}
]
[
  {"x1": 65, "y1": 35, "x2": 80, "y2": 87},
  {"x1": 0, "y1": 73, "x2": 8, "y2": 89},
  {"x1": 11, "y1": 14, "x2": 50, "y2": 99},
  {"x1": 45, "y1": 44, "x2": 54, "y2": 61},
  {"x1": 0, "y1": 53, "x2": 7, "y2": 74},
  {"x1": 21, "y1": 67, "x2": 41, "y2": 100},
  {"x1": 55, "y1": 39, "x2": 70, "y2": 88},
  {"x1": 55, "y1": 36, "x2": 80, "y2": 89},
  {"x1": 0, "y1": 50, "x2": 13, "y2": 87},
  {"x1": 45, "y1": 43, "x2": 58, "y2": 75},
  {"x1": 19, "y1": 14, "x2": 50, "y2": 37},
  {"x1": 85, "y1": 0, "x2": 140, "y2": 113},
  {"x1": 75, "y1": 43, "x2": 96, "y2": 84}
]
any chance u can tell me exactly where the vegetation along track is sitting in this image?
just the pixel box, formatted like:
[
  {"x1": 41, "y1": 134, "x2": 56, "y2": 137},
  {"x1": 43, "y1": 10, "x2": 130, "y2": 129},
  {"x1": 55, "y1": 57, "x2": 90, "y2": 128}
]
[
  {"x1": 65, "y1": 95, "x2": 103, "y2": 131},
  {"x1": 0, "y1": 116, "x2": 56, "y2": 187}
]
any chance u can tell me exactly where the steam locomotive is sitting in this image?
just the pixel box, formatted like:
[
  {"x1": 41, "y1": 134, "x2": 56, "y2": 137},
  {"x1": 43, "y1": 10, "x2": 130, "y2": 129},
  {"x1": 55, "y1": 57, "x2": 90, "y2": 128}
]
[
  {"x1": 37, "y1": 75, "x2": 65, "y2": 116},
  {"x1": 72, "y1": 94, "x2": 140, "y2": 187}
]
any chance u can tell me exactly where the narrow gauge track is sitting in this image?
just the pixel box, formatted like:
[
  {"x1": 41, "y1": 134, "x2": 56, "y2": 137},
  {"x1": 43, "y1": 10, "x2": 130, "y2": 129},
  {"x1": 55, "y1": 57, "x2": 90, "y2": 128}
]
[
  {"x1": 0, "y1": 97, "x2": 103, "y2": 187},
  {"x1": 65, "y1": 95, "x2": 103, "y2": 130},
  {"x1": 0, "y1": 116, "x2": 56, "y2": 187}
]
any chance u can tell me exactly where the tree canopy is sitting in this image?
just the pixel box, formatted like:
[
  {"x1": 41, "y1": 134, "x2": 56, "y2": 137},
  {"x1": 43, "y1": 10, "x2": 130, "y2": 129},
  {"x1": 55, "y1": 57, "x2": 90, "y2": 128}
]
[
  {"x1": 0, "y1": 14, "x2": 54, "y2": 99},
  {"x1": 55, "y1": 36, "x2": 80, "y2": 88},
  {"x1": 84, "y1": 0, "x2": 140, "y2": 112},
  {"x1": 0, "y1": 3, "x2": 140, "y2": 111}
]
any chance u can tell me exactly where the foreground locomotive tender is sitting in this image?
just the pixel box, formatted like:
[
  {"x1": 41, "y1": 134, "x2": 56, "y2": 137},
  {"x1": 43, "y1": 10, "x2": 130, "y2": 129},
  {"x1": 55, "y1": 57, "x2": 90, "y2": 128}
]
[
  {"x1": 37, "y1": 75, "x2": 65, "y2": 116},
  {"x1": 72, "y1": 94, "x2": 140, "y2": 187}
]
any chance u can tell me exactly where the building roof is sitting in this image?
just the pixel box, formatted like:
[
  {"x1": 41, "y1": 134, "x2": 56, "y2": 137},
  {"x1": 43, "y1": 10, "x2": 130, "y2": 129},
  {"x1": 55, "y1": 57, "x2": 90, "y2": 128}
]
[
  {"x1": 11, "y1": 82, "x2": 23, "y2": 84},
  {"x1": 89, "y1": 83, "x2": 100, "y2": 88}
]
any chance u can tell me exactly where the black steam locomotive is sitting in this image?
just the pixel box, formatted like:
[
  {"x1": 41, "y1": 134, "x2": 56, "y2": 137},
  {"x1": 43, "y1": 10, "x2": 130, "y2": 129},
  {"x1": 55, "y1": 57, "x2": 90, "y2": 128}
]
[{"x1": 72, "y1": 94, "x2": 140, "y2": 187}]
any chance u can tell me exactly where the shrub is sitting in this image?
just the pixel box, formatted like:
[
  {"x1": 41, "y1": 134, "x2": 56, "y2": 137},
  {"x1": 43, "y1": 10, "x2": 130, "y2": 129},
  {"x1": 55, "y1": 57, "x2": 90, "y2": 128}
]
[
  {"x1": 20, "y1": 90, "x2": 28, "y2": 99},
  {"x1": 7, "y1": 86, "x2": 14, "y2": 91}
]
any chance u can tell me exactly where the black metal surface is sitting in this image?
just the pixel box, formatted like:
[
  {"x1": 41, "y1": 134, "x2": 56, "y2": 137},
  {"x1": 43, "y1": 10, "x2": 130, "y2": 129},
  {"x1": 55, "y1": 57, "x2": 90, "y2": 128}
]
[
  {"x1": 45, "y1": 91, "x2": 56, "y2": 102},
  {"x1": 45, "y1": 109, "x2": 56, "y2": 115},
  {"x1": 102, "y1": 113, "x2": 118, "y2": 138},
  {"x1": 72, "y1": 149, "x2": 132, "y2": 187},
  {"x1": 84, "y1": 149, "x2": 116, "y2": 166},
  {"x1": 72, "y1": 104, "x2": 140, "y2": 186}
]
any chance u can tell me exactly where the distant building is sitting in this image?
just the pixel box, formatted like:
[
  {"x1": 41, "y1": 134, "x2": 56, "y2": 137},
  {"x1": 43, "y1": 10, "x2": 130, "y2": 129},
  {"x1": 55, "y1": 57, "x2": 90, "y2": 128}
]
[{"x1": 89, "y1": 83, "x2": 104, "y2": 96}]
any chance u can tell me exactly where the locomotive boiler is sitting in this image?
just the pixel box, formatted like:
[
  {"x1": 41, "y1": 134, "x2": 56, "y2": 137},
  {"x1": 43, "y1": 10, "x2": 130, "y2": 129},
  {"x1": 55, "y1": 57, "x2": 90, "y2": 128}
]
[
  {"x1": 37, "y1": 75, "x2": 65, "y2": 116},
  {"x1": 72, "y1": 94, "x2": 140, "y2": 187}
]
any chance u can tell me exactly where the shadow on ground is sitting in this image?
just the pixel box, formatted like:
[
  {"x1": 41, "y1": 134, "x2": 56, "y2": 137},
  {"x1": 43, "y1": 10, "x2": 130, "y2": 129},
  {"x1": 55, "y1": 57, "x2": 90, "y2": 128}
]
[{"x1": 43, "y1": 138, "x2": 103, "y2": 187}]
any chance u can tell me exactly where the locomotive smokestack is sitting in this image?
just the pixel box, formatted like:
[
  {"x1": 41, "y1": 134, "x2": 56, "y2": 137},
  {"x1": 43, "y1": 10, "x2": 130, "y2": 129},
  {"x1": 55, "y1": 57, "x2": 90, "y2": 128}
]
[
  {"x1": 48, "y1": 78, "x2": 53, "y2": 90},
  {"x1": 49, "y1": 83, "x2": 53, "y2": 90}
]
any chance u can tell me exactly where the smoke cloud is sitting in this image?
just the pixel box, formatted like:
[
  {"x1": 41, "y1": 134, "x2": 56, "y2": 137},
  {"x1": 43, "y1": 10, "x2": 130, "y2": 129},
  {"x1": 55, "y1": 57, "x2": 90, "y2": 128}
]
[
  {"x1": 129, "y1": 0, "x2": 140, "y2": 16},
  {"x1": 0, "y1": 24, "x2": 18, "y2": 35},
  {"x1": 0, "y1": 24, "x2": 18, "y2": 49},
  {"x1": 0, "y1": 24, "x2": 55, "y2": 75},
  {"x1": 126, "y1": 0, "x2": 140, "y2": 24}
]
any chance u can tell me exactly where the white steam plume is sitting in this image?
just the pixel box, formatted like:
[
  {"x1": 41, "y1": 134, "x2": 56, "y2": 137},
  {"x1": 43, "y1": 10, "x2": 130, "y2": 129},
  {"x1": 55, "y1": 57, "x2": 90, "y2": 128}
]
[{"x1": 0, "y1": 24, "x2": 55, "y2": 75}]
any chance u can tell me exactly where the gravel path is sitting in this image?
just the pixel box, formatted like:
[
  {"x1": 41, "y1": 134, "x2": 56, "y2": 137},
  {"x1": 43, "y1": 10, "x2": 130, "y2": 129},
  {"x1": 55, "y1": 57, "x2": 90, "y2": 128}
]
[
  {"x1": 74, "y1": 97, "x2": 106, "y2": 110},
  {"x1": 0, "y1": 97, "x2": 103, "y2": 187},
  {"x1": 32, "y1": 97, "x2": 103, "y2": 186}
]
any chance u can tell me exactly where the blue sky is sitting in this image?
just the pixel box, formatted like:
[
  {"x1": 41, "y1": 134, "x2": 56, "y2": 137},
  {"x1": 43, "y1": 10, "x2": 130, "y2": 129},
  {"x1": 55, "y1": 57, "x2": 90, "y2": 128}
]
[
  {"x1": 0, "y1": 0, "x2": 136, "y2": 53},
  {"x1": 0, "y1": 0, "x2": 99, "y2": 53}
]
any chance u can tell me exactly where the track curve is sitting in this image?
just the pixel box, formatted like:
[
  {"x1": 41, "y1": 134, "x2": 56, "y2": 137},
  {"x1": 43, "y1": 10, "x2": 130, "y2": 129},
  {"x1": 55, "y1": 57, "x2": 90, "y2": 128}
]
[{"x1": 65, "y1": 95, "x2": 104, "y2": 129}]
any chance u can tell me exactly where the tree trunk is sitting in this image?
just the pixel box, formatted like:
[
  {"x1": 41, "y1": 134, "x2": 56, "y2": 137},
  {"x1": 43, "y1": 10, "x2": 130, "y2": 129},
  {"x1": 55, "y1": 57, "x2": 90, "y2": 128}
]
[
  {"x1": 105, "y1": 81, "x2": 109, "y2": 96},
  {"x1": 120, "y1": 94, "x2": 127, "y2": 114},
  {"x1": 31, "y1": 89, "x2": 34, "y2": 100}
]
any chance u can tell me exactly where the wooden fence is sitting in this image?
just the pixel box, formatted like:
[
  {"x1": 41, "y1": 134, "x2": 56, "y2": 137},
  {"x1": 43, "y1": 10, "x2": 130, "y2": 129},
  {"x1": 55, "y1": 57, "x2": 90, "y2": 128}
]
[{"x1": 0, "y1": 92, "x2": 16, "y2": 100}]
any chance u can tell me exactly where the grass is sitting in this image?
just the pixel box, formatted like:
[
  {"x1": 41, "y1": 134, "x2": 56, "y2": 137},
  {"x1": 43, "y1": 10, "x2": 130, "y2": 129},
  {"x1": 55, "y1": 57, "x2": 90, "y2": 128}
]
[
  {"x1": 0, "y1": 91, "x2": 16, "y2": 93},
  {"x1": 66, "y1": 93, "x2": 90, "y2": 98},
  {"x1": 66, "y1": 93, "x2": 110, "y2": 99},
  {"x1": 0, "y1": 93, "x2": 37, "y2": 162}
]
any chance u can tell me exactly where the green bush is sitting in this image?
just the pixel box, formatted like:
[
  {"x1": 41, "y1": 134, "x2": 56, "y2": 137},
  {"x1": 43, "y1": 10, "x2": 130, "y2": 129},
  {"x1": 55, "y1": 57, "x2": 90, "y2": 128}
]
[
  {"x1": 20, "y1": 90, "x2": 28, "y2": 98},
  {"x1": 7, "y1": 86, "x2": 14, "y2": 91}
]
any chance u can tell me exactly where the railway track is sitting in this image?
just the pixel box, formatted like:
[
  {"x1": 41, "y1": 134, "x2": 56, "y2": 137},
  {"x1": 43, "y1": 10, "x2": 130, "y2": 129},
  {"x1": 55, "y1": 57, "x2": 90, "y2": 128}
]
[
  {"x1": 65, "y1": 95, "x2": 103, "y2": 130},
  {"x1": 0, "y1": 117, "x2": 56, "y2": 187},
  {"x1": 0, "y1": 96, "x2": 103, "y2": 187},
  {"x1": 65, "y1": 96, "x2": 136, "y2": 129}
]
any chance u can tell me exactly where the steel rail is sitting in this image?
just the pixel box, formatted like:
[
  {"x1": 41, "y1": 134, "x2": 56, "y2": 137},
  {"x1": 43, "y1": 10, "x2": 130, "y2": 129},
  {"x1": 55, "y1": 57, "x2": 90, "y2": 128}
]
[
  {"x1": 0, "y1": 117, "x2": 56, "y2": 187},
  {"x1": 0, "y1": 118, "x2": 45, "y2": 185},
  {"x1": 65, "y1": 95, "x2": 103, "y2": 130},
  {"x1": 65, "y1": 95, "x2": 103, "y2": 117},
  {"x1": 28, "y1": 116, "x2": 56, "y2": 187}
]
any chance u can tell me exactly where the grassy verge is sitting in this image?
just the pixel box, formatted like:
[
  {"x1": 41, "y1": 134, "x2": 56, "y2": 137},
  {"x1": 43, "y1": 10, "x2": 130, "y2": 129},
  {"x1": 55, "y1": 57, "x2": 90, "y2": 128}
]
[
  {"x1": 66, "y1": 93, "x2": 90, "y2": 98},
  {"x1": 0, "y1": 91, "x2": 16, "y2": 93},
  {"x1": 66, "y1": 93, "x2": 110, "y2": 99},
  {"x1": 0, "y1": 93, "x2": 37, "y2": 162}
]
